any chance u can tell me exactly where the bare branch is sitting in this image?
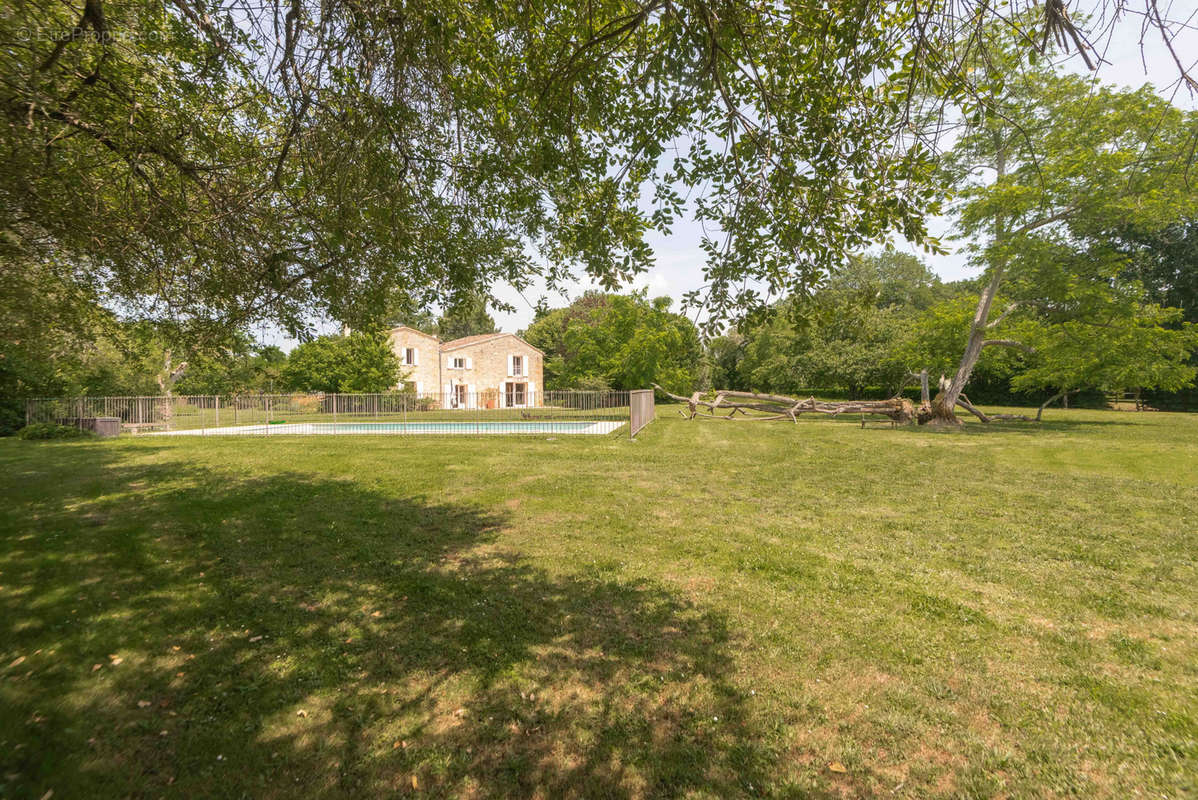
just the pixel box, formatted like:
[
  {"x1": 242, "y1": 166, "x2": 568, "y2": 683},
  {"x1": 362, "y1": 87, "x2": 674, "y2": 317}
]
[
  {"x1": 986, "y1": 303, "x2": 1021, "y2": 329},
  {"x1": 981, "y1": 338, "x2": 1036, "y2": 353}
]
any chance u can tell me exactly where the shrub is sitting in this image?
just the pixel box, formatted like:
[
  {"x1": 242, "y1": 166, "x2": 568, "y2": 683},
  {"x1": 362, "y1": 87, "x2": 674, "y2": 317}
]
[{"x1": 17, "y1": 423, "x2": 95, "y2": 440}]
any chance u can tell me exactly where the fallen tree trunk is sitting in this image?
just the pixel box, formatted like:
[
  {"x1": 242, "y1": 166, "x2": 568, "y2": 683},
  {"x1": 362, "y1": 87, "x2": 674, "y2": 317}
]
[{"x1": 653, "y1": 385, "x2": 915, "y2": 425}]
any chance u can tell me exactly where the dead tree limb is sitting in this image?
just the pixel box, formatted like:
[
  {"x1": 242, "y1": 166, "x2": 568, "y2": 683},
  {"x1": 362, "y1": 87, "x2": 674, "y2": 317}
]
[
  {"x1": 653, "y1": 385, "x2": 915, "y2": 424},
  {"x1": 955, "y1": 393, "x2": 991, "y2": 423},
  {"x1": 916, "y1": 369, "x2": 929, "y2": 408},
  {"x1": 957, "y1": 393, "x2": 1033, "y2": 423},
  {"x1": 1035, "y1": 389, "x2": 1075, "y2": 421}
]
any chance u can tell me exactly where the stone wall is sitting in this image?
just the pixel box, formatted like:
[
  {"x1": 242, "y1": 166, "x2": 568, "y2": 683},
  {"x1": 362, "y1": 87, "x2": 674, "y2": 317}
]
[
  {"x1": 440, "y1": 335, "x2": 543, "y2": 408},
  {"x1": 386, "y1": 327, "x2": 441, "y2": 394},
  {"x1": 385, "y1": 328, "x2": 544, "y2": 408}
]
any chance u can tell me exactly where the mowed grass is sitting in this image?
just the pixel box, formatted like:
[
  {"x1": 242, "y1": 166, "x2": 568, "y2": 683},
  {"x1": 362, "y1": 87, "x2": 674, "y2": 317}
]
[{"x1": 0, "y1": 409, "x2": 1195, "y2": 798}]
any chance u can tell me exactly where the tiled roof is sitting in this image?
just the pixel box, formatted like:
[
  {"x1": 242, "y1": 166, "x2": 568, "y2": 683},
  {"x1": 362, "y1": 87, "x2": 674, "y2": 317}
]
[
  {"x1": 439, "y1": 333, "x2": 505, "y2": 349},
  {"x1": 440, "y1": 332, "x2": 544, "y2": 355},
  {"x1": 388, "y1": 326, "x2": 545, "y2": 355},
  {"x1": 385, "y1": 325, "x2": 440, "y2": 341}
]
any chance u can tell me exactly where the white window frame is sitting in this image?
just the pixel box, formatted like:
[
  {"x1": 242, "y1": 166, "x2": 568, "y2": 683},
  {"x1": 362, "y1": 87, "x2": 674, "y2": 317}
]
[
  {"x1": 451, "y1": 356, "x2": 466, "y2": 370},
  {"x1": 403, "y1": 347, "x2": 417, "y2": 366},
  {"x1": 505, "y1": 381, "x2": 529, "y2": 408},
  {"x1": 511, "y1": 354, "x2": 524, "y2": 377}
]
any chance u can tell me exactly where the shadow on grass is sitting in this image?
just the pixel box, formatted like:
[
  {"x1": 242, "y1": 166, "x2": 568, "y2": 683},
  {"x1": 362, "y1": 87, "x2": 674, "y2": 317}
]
[
  {"x1": 871, "y1": 414, "x2": 1141, "y2": 437},
  {"x1": 0, "y1": 443, "x2": 778, "y2": 798}
]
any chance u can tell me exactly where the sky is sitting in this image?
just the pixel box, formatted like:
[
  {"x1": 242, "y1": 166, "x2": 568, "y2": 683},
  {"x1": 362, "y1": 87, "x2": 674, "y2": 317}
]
[{"x1": 259, "y1": 19, "x2": 1198, "y2": 350}]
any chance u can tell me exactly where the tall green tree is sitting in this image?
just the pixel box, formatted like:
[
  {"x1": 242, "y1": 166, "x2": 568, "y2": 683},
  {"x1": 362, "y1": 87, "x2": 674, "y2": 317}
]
[
  {"x1": 723, "y1": 251, "x2": 943, "y2": 396},
  {"x1": 523, "y1": 292, "x2": 700, "y2": 392},
  {"x1": 735, "y1": 298, "x2": 913, "y2": 398},
  {"x1": 435, "y1": 295, "x2": 498, "y2": 341},
  {"x1": 926, "y1": 22, "x2": 1198, "y2": 423},
  {"x1": 173, "y1": 342, "x2": 288, "y2": 395},
  {"x1": 1112, "y1": 221, "x2": 1198, "y2": 324},
  {"x1": 280, "y1": 332, "x2": 402, "y2": 393},
  {"x1": 701, "y1": 333, "x2": 746, "y2": 391},
  {"x1": 819, "y1": 251, "x2": 948, "y2": 312}
]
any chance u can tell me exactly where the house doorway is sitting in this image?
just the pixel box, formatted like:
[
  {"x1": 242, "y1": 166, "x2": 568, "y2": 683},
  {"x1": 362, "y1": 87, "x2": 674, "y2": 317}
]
[
  {"x1": 452, "y1": 384, "x2": 468, "y2": 409},
  {"x1": 505, "y1": 382, "x2": 527, "y2": 408}
]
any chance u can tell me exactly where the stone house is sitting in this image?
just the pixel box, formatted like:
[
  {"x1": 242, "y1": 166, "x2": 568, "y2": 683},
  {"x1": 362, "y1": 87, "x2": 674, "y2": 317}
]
[{"x1": 386, "y1": 326, "x2": 544, "y2": 409}]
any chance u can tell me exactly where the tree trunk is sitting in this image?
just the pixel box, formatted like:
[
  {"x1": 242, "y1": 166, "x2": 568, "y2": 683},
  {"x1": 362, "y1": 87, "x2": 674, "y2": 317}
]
[
  {"x1": 927, "y1": 262, "x2": 1006, "y2": 425},
  {"x1": 156, "y1": 349, "x2": 188, "y2": 396},
  {"x1": 926, "y1": 130, "x2": 1009, "y2": 426},
  {"x1": 1035, "y1": 389, "x2": 1074, "y2": 421}
]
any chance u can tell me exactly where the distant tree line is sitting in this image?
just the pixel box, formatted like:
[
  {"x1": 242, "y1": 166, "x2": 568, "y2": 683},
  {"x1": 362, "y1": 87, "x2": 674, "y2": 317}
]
[
  {"x1": 519, "y1": 237, "x2": 1195, "y2": 412},
  {"x1": 707, "y1": 243, "x2": 1196, "y2": 411},
  {"x1": 0, "y1": 268, "x2": 400, "y2": 434},
  {"x1": 0, "y1": 288, "x2": 520, "y2": 433},
  {"x1": 522, "y1": 291, "x2": 701, "y2": 394}
]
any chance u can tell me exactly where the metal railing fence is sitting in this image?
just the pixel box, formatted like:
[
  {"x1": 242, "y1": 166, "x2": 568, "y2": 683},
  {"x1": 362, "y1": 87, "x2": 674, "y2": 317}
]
[
  {"x1": 25, "y1": 391, "x2": 634, "y2": 436},
  {"x1": 629, "y1": 389, "x2": 656, "y2": 438}
]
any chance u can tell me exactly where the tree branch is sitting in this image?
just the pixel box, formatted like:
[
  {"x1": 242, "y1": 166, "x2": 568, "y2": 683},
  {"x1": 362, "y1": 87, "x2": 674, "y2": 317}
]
[
  {"x1": 985, "y1": 302, "x2": 1020, "y2": 329},
  {"x1": 1035, "y1": 389, "x2": 1075, "y2": 421},
  {"x1": 981, "y1": 338, "x2": 1035, "y2": 354},
  {"x1": 955, "y1": 394, "x2": 992, "y2": 423}
]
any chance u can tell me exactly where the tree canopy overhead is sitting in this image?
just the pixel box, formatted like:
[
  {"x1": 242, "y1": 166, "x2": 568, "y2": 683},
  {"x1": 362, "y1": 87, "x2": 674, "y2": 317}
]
[{"x1": 5, "y1": 0, "x2": 1193, "y2": 342}]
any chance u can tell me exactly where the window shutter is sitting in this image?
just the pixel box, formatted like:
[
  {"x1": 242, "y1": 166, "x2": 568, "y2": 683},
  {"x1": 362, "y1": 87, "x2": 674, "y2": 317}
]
[
  {"x1": 507, "y1": 355, "x2": 514, "y2": 377},
  {"x1": 466, "y1": 357, "x2": 473, "y2": 369},
  {"x1": 413, "y1": 348, "x2": 419, "y2": 366},
  {"x1": 415, "y1": 381, "x2": 422, "y2": 395},
  {"x1": 467, "y1": 384, "x2": 475, "y2": 408},
  {"x1": 500, "y1": 381, "x2": 507, "y2": 407}
]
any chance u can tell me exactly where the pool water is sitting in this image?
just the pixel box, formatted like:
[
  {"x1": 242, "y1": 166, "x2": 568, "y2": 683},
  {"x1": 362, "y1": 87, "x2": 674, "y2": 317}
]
[{"x1": 148, "y1": 420, "x2": 626, "y2": 436}]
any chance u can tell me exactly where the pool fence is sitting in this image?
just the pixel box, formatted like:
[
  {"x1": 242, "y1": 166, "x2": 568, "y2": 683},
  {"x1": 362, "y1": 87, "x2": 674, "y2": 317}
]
[{"x1": 24, "y1": 390, "x2": 655, "y2": 437}]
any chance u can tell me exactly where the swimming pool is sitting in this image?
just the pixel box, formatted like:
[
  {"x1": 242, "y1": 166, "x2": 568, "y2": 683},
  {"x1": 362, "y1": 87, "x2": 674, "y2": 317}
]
[{"x1": 146, "y1": 420, "x2": 626, "y2": 436}]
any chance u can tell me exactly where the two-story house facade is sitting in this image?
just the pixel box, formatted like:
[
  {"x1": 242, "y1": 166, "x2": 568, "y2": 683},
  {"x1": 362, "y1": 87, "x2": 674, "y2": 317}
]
[{"x1": 386, "y1": 326, "x2": 544, "y2": 409}]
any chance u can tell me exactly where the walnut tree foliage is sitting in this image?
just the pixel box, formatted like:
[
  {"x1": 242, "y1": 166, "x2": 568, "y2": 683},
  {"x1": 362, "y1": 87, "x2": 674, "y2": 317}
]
[{"x1": 5, "y1": 0, "x2": 1190, "y2": 346}]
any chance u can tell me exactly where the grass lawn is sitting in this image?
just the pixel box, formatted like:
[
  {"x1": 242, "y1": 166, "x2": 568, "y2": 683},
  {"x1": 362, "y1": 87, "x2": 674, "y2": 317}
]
[{"x1": 1, "y1": 408, "x2": 1195, "y2": 798}]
